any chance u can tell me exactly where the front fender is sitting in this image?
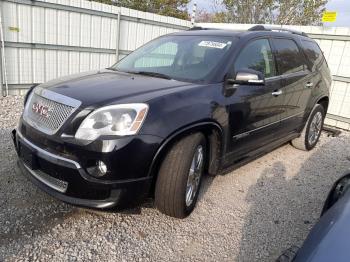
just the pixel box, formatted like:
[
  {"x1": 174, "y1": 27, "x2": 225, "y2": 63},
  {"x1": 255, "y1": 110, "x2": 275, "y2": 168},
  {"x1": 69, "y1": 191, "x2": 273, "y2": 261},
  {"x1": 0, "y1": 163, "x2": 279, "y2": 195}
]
[
  {"x1": 138, "y1": 84, "x2": 227, "y2": 177},
  {"x1": 139, "y1": 84, "x2": 227, "y2": 138},
  {"x1": 146, "y1": 121, "x2": 224, "y2": 177}
]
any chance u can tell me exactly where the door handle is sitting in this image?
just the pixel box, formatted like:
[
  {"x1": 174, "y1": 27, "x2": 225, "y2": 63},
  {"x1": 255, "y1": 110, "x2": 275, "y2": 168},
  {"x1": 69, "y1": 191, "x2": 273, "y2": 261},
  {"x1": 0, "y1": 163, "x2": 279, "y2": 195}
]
[
  {"x1": 306, "y1": 82, "x2": 313, "y2": 88},
  {"x1": 272, "y1": 90, "x2": 283, "y2": 96}
]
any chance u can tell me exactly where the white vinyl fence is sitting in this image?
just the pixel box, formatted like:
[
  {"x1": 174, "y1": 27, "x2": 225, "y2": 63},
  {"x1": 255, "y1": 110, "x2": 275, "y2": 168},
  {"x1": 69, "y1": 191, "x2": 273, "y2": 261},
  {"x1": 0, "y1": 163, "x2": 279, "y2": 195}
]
[
  {"x1": 0, "y1": 0, "x2": 191, "y2": 94},
  {"x1": 199, "y1": 23, "x2": 350, "y2": 131}
]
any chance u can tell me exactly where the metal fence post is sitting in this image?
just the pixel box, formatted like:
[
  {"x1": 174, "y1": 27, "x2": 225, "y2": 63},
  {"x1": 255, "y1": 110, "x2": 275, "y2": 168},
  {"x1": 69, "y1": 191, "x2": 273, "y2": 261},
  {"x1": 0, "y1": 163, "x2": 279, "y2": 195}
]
[
  {"x1": 0, "y1": 7, "x2": 8, "y2": 97},
  {"x1": 115, "y1": 11, "x2": 121, "y2": 61},
  {"x1": 0, "y1": 7, "x2": 5, "y2": 96},
  {"x1": 0, "y1": 29, "x2": 3, "y2": 96}
]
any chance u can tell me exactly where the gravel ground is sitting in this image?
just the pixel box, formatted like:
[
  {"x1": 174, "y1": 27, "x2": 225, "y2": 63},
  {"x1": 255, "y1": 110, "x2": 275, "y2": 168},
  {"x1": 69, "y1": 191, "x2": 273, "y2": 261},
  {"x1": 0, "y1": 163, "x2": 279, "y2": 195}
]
[{"x1": 1, "y1": 95, "x2": 350, "y2": 262}]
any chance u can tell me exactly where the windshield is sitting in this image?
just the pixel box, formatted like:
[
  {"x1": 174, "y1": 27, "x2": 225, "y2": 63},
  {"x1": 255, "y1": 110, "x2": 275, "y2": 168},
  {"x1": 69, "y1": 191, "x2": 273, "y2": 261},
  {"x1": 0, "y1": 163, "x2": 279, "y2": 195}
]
[{"x1": 111, "y1": 35, "x2": 236, "y2": 82}]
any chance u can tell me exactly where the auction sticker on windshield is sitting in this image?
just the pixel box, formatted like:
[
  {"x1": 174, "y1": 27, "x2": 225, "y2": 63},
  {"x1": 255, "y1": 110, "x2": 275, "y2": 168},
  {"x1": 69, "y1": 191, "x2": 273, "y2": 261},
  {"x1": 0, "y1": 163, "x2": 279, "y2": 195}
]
[{"x1": 198, "y1": 41, "x2": 229, "y2": 49}]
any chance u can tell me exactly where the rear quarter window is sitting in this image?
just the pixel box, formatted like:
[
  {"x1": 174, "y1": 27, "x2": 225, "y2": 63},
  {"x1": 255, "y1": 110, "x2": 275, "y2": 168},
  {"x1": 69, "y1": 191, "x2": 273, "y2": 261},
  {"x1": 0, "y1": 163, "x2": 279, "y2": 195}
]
[
  {"x1": 272, "y1": 38, "x2": 307, "y2": 75},
  {"x1": 302, "y1": 40, "x2": 324, "y2": 69}
]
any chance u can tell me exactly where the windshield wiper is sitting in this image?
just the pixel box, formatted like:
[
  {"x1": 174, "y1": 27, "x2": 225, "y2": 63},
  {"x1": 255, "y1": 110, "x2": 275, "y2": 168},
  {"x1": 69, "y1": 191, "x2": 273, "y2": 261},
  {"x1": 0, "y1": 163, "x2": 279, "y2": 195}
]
[
  {"x1": 106, "y1": 67, "x2": 119, "y2": 71},
  {"x1": 130, "y1": 71, "x2": 172, "y2": 80}
]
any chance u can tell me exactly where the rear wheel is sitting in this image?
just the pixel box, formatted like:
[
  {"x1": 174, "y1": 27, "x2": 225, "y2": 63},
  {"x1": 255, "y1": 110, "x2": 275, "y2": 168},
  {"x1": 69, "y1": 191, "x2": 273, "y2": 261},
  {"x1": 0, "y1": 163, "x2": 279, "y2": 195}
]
[
  {"x1": 155, "y1": 133, "x2": 206, "y2": 218},
  {"x1": 291, "y1": 104, "x2": 325, "y2": 151}
]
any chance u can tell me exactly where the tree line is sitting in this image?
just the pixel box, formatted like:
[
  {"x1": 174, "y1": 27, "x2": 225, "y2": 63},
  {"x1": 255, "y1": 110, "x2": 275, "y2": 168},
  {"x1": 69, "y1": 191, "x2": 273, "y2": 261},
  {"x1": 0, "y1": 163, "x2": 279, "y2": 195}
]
[{"x1": 91, "y1": 0, "x2": 328, "y2": 25}]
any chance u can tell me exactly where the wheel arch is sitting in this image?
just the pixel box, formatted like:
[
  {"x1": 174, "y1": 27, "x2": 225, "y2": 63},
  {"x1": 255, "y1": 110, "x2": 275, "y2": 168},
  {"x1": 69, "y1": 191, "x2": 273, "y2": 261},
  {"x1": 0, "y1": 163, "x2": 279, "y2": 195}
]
[
  {"x1": 316, "y1": 96, "x2": 329, "y2": 113},
  {"x1": 147, "y1": 121, "x2": 224, "y2": 194}
]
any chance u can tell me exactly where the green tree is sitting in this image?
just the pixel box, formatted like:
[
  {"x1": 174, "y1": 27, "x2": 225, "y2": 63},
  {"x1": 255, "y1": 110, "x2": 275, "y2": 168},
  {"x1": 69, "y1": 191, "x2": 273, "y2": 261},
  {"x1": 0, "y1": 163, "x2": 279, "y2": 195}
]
[
  {"x1": 219, "y1": 0, "x2": 328, "y2": 25},
  {"x1": 91, "y1": 0, "x2": 190, "y2": 20}
]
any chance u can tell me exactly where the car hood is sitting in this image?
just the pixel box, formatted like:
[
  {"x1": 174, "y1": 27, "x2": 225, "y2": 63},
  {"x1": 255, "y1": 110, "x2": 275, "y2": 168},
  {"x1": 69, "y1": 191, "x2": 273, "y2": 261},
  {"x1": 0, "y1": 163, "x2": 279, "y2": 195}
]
[{"x1": 37, "y1": 69, "x2": 193, "y2": 107}]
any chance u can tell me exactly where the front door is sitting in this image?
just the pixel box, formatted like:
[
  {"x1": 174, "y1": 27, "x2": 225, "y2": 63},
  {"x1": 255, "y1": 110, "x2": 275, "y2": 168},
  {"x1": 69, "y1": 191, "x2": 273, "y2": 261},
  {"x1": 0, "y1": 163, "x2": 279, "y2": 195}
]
[{"x1": 224, "y1": 38, "x2": 285, "y2": 163}]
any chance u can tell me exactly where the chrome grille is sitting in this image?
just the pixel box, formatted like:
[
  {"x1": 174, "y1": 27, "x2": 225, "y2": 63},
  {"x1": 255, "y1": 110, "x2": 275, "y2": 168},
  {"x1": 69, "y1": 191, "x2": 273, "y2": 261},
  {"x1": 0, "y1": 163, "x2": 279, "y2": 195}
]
[{"x1": 23, "y1": 87, "x2": 81, "y2": 135}]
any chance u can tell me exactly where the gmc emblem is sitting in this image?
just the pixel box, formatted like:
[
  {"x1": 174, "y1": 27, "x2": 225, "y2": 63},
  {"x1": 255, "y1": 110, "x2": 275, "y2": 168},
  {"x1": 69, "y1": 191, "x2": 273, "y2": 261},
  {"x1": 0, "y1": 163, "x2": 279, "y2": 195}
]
[{"x1": 32, "y1": 102, "x2": 50, "y2": 118}]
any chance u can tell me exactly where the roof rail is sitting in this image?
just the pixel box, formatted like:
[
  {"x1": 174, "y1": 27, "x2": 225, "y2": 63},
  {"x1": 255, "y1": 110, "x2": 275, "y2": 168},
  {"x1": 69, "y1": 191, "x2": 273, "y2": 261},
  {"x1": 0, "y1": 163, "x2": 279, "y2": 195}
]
[
  {"x1": 188, "y1": 26, "x2": 205, "y2": 30},
  {"x1": 248, "y1": 25, "x2": 309, "y2": 37},
  {"x1": 188, "y1": 26, "x2": 217, "y2": 31}
]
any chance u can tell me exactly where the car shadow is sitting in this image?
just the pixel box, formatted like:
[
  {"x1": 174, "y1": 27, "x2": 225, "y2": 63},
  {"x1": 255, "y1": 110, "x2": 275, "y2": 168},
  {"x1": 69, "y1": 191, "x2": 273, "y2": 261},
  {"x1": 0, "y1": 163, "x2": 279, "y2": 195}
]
[{"x1": 236, "y1": 133, "x2": 350, "y2": 262}]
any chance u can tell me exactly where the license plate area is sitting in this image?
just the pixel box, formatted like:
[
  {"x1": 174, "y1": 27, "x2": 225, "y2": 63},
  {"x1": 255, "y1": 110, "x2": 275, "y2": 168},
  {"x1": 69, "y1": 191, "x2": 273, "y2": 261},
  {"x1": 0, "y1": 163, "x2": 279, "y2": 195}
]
[{"x1": 19, "y1": 142, "x2": 39, "y2": 170}]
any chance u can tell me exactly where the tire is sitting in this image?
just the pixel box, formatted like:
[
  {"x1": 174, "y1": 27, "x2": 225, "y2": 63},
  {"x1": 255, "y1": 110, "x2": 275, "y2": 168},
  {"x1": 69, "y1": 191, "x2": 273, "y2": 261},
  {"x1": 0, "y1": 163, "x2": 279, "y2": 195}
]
[
  {"x1": 155, "y1": 133, "x2": 206, "y2": 218},
  {"x1": 291, "y1": 104, "x2": 325, "y2": 151}
]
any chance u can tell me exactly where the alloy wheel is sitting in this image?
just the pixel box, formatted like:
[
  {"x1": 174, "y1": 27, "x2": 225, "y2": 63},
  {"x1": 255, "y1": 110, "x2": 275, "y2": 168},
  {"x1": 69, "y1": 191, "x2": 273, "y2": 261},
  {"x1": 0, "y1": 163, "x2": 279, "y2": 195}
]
[
  {"x1": 185, "y1": 145, "x2": 204, "y2": 207},
  {"x1": 308, "y1": 111, "x2": 323, "y2": 145}
]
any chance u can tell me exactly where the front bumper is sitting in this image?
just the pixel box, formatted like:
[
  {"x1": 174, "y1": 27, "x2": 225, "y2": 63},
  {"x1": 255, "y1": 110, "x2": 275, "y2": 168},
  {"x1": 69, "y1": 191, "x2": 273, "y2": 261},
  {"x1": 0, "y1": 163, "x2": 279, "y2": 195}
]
[{"x1": 12, "y1": 129, "x2": 156, "y2": 209}]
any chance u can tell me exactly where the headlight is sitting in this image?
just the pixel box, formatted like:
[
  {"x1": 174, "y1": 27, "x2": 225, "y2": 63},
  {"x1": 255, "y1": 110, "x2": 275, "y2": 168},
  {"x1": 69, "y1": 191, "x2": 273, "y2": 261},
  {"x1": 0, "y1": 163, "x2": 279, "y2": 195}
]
[{"x1": 75, "y1": 103, "x2": 149, "y2": 142}]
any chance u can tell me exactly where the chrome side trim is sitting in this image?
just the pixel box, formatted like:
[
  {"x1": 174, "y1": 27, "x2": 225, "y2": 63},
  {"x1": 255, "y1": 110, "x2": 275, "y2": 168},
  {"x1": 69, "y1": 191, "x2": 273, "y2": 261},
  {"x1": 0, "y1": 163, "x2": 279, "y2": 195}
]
[
  {"x1": 265, "y1": 76, "x2": 281, "y2": 81},
  {"x1": 282, "y1": 112, "x2": 304, "y2": 121},
  {"x1": 233, "y1": 112, "x2": 304, "y2": 139},
  {"x1": 17, "y1": 130, "x2": 81, "y2": 169},
  {"x1": 271, "y1": 90, "x2": 283, "y2": 96},
  {"x1": 22, "y1": 163, "x2": 68, "y2": 193}
]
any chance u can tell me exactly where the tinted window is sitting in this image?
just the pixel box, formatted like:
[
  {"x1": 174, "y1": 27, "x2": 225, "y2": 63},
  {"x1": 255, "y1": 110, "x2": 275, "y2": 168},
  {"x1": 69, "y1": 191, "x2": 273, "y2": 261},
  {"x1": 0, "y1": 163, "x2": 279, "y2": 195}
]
[
  {"x1": 302, "y1": 40, "x2": 323, "y2": 68},
  {"x1": 272, "y1": 38, "x2": 306, "y2": 75},
  {"x1": 234, "y1": 39, "x2": 276, "y2": 78},
  {"x1": 114, "y1": 35, "x2": 236, "y2": 82}
]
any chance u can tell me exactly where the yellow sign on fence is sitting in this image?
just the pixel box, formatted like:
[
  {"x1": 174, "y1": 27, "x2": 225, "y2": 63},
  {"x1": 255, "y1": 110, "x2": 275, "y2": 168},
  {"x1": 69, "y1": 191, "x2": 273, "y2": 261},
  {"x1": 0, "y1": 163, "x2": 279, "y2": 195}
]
[
  {"x1": 322, "y1": 11, "x2": 337, "y2": 23},
  {"x1": 8, "y1": 26, "x2": 20, "y2": 32}
]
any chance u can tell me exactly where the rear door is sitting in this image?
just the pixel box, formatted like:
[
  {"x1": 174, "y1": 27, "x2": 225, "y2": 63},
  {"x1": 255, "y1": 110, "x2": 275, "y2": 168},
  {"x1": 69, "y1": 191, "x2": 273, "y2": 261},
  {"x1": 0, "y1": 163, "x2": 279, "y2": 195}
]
[
  {"x1": 225, "y1": 38, "x2": 285, "y2": 161},
  {"x1": 301, "y1": 39, "x2": 330, "y2": 111},
  {"x1": 271, "y1": 38, "x2": 313, "y2": 134}
]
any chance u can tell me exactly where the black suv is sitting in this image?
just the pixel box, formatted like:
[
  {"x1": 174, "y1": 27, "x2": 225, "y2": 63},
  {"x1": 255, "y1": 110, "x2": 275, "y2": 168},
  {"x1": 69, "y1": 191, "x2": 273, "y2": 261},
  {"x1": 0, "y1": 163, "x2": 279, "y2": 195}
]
[{"x1": 13, "y1": 25, "x2": 331, "y2": 218}]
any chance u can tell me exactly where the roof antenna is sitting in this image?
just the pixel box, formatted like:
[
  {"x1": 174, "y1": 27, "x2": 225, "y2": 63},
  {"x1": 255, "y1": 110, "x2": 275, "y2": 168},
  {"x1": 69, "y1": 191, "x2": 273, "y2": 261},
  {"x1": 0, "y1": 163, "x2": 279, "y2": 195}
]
[{"x1": 191, "y1": 2, "x2": 197, "y2": 27}]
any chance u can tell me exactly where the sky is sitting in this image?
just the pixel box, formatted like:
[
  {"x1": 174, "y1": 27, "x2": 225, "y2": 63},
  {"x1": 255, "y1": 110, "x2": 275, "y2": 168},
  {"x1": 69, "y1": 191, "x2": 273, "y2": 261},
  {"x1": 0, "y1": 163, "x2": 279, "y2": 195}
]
[{"x1": 189, "y1": 0, "x2": 350, "y2": 27}]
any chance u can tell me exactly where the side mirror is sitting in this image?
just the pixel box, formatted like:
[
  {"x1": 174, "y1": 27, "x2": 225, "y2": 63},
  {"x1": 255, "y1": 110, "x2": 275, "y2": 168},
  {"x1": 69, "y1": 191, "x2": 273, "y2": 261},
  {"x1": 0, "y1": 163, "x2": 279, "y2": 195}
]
[{"x1": 226, "y1": 69, "x2": 265, "y2": 86}]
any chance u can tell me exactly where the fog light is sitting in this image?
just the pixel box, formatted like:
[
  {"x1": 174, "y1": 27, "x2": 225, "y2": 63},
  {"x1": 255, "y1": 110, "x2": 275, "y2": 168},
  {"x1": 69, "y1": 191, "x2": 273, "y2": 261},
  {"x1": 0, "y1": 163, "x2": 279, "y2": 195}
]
[{"x1": 87, "y1": 160, "x2": 108, "y2": 177}]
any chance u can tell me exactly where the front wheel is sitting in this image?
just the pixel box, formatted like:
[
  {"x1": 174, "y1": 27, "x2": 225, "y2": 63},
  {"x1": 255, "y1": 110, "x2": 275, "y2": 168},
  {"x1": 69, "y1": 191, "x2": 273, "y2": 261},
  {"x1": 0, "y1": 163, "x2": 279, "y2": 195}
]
[
  {"x1": 291, "y1": 104, "x2": 325, "y2": 151},
  {"x1": 155, "y1": 133, "x2": 206, "y2": 218}
]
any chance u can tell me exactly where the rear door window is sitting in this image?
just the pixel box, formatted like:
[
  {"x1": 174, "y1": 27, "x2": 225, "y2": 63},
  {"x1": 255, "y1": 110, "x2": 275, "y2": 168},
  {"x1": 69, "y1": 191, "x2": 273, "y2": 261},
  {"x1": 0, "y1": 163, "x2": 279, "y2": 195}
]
[
  {"x1": 302, "y1": 40, "x2": 324, "y2": 68},
  {"x1": 272, "y1": 38, "x2": 307, "y2": 75}
]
